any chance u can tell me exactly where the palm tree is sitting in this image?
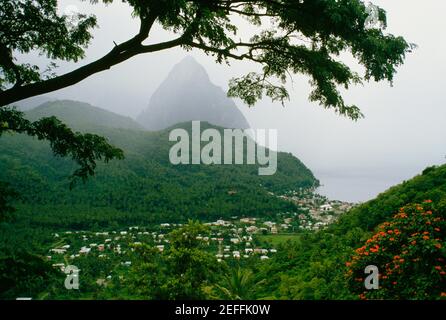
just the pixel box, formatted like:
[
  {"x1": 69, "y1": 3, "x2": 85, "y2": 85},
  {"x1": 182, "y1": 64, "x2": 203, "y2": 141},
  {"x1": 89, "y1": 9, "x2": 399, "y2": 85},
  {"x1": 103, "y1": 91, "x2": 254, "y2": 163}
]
[{"x1": 215, "y1": 267, "x2": 265, "y2": 300}]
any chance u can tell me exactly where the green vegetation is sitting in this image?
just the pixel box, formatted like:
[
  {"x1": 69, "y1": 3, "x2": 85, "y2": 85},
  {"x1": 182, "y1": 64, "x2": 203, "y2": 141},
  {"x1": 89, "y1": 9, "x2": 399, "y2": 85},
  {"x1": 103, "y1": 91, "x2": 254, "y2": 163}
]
[
  {"x1": 256, "y1": 234, "x2": 300, "y2": 246},
  {"x1": 1, "y1": 102, "x2": 445, "y2": 300},
  {"x1": 0, "y1": 101, "x2": 317, "y2": 231},
  {"x1": 2, "y1": 0, "x2": 411, "y2": 120},
  {"x1": 252, "y1": 165, "x2": 446, "y2": 299},
  {"x1": 26, "y1": 100, "x2": 143, "y2": 131},
  {"x1": 1, "y1": 160, "x2": 445, "y2": 300},
  {"x1": 0, "y1": 104, "x2": 124, "y2": 189},
  {"x1": 347, "y1": 202, "x2": 445, "y2": 300}
]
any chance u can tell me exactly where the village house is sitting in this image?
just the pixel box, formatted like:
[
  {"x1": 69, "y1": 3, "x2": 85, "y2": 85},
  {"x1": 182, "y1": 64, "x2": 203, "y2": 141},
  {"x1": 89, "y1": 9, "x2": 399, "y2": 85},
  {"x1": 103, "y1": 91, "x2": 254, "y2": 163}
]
[
  {"x1": 263, "y1": 221, "x2": 275, "y2": 228},
  {"x1": 79, "y1": 247, "x2": 91, "y2": 254},
  {"x1": 246, "y1": 226, "x2": 258, "y2": 234},
  {"x1": 320, "y1": 204, "x2": 333, "y2": 212},
  {"x1": 52, "y1": 263, "x2": 65, "y2": 271},
  {"x1": 51, "y1": 248, "x2": 66, "y2": 254},
  {"x1": 240, "y1": 217, "x2": 256, "y2": 224}
]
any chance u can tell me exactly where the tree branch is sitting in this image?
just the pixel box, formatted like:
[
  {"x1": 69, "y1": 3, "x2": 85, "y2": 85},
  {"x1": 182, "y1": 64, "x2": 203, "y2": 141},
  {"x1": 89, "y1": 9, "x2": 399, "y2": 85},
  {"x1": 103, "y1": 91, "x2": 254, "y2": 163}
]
[{"x1": 0, "y1": 13, "x2": 163, "y2": 106}]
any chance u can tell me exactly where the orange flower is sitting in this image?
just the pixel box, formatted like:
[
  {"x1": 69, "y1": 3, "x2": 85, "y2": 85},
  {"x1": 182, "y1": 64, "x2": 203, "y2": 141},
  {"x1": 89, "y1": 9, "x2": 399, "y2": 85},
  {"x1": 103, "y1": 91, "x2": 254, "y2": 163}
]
[
  {"x1": 435, "y1": 266, "x2": 442, "y2": 271},
  {"x1": 411, "y1": 240, "x2": 417, "y2": 245},
  {"x1": 423, "y1": 235, "x2": 430, "y2": 240},
  {"x1": 424, "y1": 200, "x2": 432, "y2": 203},
  {"x1": 392, "y1": 281, "x2": 397, "y2": 285},
  {"x1": 434, "y1": 228, "x2": 441, "y2": 232},
  {"x1": 399, "y1": 259, "x2": 405, "y2": 263},
  {"x1": 441, "y1": 292, "x2": 446, "y2": 297},
  {"x1": 435, "y1": 243, "x2": 442, "y2": 249},
  {"x1": 390, "y1": 238, "x2": 395, "y2": 241},
  {"x1": 346, "y1": 262, "x2": 352, "y2": 267}
]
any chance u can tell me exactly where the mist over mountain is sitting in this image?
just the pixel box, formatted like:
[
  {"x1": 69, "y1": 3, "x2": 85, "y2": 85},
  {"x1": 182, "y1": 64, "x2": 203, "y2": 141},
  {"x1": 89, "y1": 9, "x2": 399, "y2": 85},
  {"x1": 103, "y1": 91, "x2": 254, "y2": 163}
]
[
  {"x1": 137, "y1": 56, "x2": 250, "y2": 130},
  {"x1": 0, "y1": 100, "x2": 317, "y2": 227},
  {"x1": 12, "y1": 95, "x2": 56, "y2": 112},
  {"x1": 26, "y1": 100, "x2": 143, "y2": 131}
]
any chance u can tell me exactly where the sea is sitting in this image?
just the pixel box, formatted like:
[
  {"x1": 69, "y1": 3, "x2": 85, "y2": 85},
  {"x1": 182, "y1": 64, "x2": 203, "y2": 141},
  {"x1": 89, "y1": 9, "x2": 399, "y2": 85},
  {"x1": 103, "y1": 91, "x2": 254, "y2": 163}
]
[{"x1": 314, "y1": 168, "x2": 419, "y2": 204}]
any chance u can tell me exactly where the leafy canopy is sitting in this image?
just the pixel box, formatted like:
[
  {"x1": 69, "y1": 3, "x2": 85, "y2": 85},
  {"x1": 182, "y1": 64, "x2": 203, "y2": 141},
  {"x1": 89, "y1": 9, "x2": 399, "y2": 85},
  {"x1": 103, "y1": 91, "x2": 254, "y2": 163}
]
[
  {"x1": 0, "y1": 107, "x2": 124, "y2": 189},
  {"x1": 1, "y1": 0, "x2": 413, "y2": 119},
  {"x1": 346, "y1": 202, "x2": 445, "y2": 300}
]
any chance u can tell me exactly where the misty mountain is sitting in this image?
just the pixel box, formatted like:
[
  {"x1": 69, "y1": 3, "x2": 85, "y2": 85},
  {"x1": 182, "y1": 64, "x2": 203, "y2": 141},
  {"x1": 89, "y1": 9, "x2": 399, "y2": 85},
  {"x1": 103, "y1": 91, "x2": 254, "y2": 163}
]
[
  {"x1": 0, "y1": 100, "x2": 317, "y2": 228},
  {"x1": 26, "y1": 100, "x2": 143, "y2": 131},
  {"x1": 11, "y1": 95, "x2": 56, "y2": 112},
  {"x1": 137, "y1": 56, "x2": 250, "y2": 130}
]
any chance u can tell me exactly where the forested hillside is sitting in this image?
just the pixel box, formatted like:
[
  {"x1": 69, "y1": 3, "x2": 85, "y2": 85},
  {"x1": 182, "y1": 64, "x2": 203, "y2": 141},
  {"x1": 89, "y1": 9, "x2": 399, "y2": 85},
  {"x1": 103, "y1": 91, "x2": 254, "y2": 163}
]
[
  {"x1": 0, "y1": 101, "x2": 318, "y2": 230},
  {"x1": 254, "y1": 164, "x2": 446, "y2": 299}
]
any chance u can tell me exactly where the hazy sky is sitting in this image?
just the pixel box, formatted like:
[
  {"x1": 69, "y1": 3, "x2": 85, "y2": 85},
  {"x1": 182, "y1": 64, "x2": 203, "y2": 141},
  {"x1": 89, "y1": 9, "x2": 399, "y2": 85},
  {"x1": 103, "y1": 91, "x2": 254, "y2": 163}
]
[{"x1": 18, "y1": 1, "x2": 446, "y2": 201}]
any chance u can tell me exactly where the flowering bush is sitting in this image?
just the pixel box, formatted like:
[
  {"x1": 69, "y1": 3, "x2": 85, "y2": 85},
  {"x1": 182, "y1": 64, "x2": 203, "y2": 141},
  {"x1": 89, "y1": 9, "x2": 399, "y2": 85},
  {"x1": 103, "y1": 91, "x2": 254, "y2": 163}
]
[{"x1": 346, "y1": 201, "x2": 445, "y2": 300}]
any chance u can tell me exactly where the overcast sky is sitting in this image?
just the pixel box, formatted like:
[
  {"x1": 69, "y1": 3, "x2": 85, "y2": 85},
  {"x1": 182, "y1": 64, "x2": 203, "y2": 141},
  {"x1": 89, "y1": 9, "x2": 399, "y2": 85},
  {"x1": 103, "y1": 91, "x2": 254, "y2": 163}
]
[{"x1": 19, "y1": 1, "x2": 446, "y2": 201}]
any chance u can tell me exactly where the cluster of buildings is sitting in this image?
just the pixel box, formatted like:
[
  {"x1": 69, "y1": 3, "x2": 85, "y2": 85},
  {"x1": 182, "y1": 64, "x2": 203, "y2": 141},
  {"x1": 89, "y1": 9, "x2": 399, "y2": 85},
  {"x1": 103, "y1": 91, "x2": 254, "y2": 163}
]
[
  {"x1": 46, "y1": 190, "x2": 355, "y2": 280},
  {"x1": 279, "y1": 190, "x2": 355, "y2": 230}
]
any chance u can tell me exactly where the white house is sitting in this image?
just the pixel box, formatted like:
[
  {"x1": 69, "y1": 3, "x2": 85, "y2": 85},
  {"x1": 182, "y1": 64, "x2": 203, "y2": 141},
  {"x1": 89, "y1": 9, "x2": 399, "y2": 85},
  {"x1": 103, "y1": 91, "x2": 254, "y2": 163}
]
[
  {"x1": 79, "y1": 247, "x2": 91, "y2": 254},
  {"x1": 51, "y1": 248, "x2": 66, "y2": 254},
  {"x1": 320, "y1": 204, "x2": 333, "y2": 211}
]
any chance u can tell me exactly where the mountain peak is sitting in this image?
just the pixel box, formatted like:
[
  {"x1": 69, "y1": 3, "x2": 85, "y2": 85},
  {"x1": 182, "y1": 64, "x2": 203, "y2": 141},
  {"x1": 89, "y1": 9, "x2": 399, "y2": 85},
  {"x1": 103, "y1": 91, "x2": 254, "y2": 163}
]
[
  {"x1": 137, "y1": 58, "x2": 250, "y2": 131},
  {"x1": 166, "y1": 55, "x2": 210, "y2": 84}
]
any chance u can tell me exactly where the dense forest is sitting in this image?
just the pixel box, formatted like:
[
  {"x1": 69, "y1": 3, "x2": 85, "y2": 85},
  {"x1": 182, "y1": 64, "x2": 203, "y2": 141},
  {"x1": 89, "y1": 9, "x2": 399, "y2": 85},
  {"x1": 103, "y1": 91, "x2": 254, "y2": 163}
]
[
  {"x1": 0, "y1": 101, "x2": 444, "y2": 300},
  {"x1": 252, "y1": 164, "x2": 446, "y2": 299},
  {"x1": 0, "y1": 100, "x2": 317, "y2": 230},
  {"x1": 1, "y1": 165, "x2": 444, "y2": 299}
]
